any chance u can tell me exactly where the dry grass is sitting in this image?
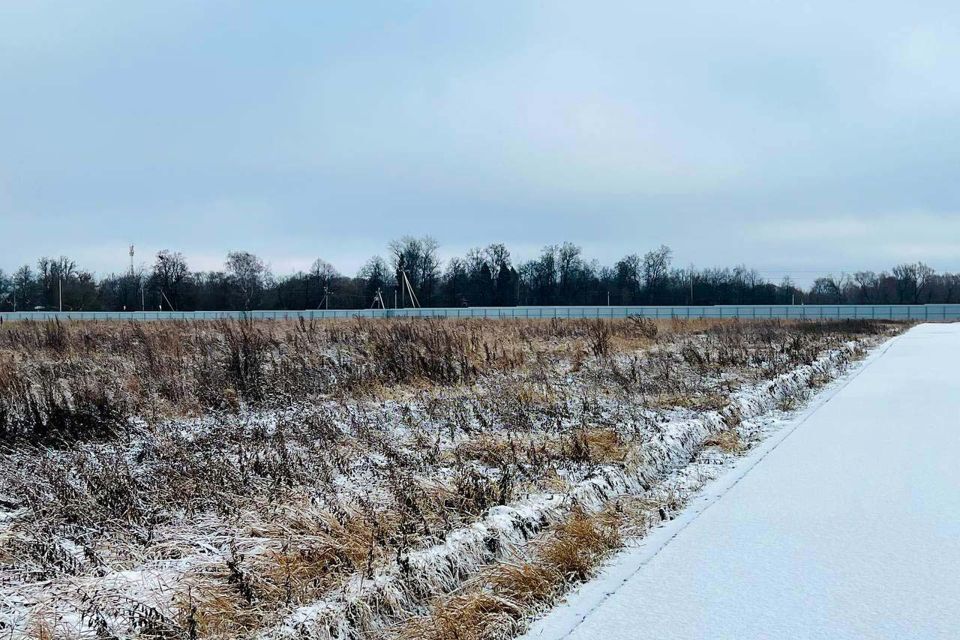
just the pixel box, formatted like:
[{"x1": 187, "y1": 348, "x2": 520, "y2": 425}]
[
  {"x1": 703, "y1": 429, "x2": 744, "y2": 453},
  {"x1": 539, "y1": 508, "x2": 622, "y2": 582},
  {"x1": 489, "y1": 563, "x2": 561, "y2": 607},
  {"x1": 0, "y1": 317, "x2": 686, "y2": 443},
  {"x1": 565, "y1": 428, "x2": 630, "y2": 465},
  {"x1": 647, "y1": 391, "x2": 729, "y2": 411},
  {"x1": 400, "y1": 507, "x2": 622, "y2": 640},
  {"x1": 411, "y1": 592, "x2": 522, "y2": 640}
]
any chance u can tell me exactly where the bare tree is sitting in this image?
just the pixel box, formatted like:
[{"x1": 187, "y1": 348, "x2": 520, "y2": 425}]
[
  {"x1": 309, "y1": 258, "x2": 340, "y2": 307},
  {"x1": 310, "y1": 258, "x2": 339, "y2": 284},
  {"x1": 520, "y1": 246, "x2": 557, "y2": 305},
  {"x1": 642, "y1": 245, "x2": 672, "y2": 302},
  {"x1": 613, "y1": 254, "x2": 642, "y2": 303},
  {"x1": 915, "y1": 262, "x2": 935, "y2": 303},
  {"x1": 389, "y1": 236, "x2": 441, "y2": 305},
  {"x1": 811, "y1": 277, "x2": 837, "y2": 303},
  {"x1": 12, "y1": 266, "x2": 35, "y2": 310},
  {"x1": 37, "y1": 256, "x2": 76, "y2": 309},
  {"x1": 151, "y1": 250, "x2": 190, "y2": 310},
  {"x1": 226, "y1": 251, "x2": 268, "y2": 310},
  {"x1": 557, "y1": 242, "x2": 584, "y2": 293},
  {"x1": 483, "y1": 243, "x2": 512, "y2": 279},
  {"x1": 359, "y1": 255, "x2": 390, "y2": 304},
  {"x1": 853, "y1": 271, "x2": 880, "y2": 303},
  {"x1": 942, "y1": 273, "x2": 960, "y2": 303},
  {"x1": 892, "y1": 262, "x2": 934, "y2": 303},
  {"x1": 811, "y1": 274, "x2": 850, "y2": 303},
  {"x1": 892, "y1": 263, "x2": 915, "y2": 303}
]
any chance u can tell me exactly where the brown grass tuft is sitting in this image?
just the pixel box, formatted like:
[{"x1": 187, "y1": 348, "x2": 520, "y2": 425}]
[
  {"x1": 408, "y1": 592, "x2": 522, "y2": 640},
  {"x1": 703, "y1": 428, "x2": 743, "y2": 453},
  {"x1": 488, "y1": 562, "x2": 561, "y2": 606},
  {"x1": 401, "y1": 506, "x2": 623, "y2": 640},
  {"x1": 540, "y1": 508, "x2": 621, "y2": 582}
]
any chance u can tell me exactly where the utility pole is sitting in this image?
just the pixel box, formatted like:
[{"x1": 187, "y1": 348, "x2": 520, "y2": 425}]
[
  {"x1": 400, "y1": 270, "x2": 421, "y2": 308},
  {"x1": 607, "y1": 291, "x2": 610, "y2": 306},
  {"x1": 160, "y1": 289, "x2": 175, "y2": 311},
  {"x1": 59, "y1": 276, "x2": 63, "y2": 312}
]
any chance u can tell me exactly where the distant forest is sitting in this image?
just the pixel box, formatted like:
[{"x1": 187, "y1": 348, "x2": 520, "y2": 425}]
[{"x1": 1, "y1": 237, "x2": 958, "y2": 311}]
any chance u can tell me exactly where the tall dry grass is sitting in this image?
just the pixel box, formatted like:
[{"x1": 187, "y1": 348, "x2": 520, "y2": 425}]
[{"x1": 0, "y1": 316, "x2": 697, "y2": 443}]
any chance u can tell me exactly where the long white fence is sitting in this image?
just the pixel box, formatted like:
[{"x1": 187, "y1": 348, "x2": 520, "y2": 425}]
[{"x1": 2, "y1": 304, "x2": 959, "y2": 322}]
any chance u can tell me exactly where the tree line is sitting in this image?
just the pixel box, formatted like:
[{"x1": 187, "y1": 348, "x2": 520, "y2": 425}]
[{"x1": 1, "y1": 237, "x2": 958, "y2": 312}]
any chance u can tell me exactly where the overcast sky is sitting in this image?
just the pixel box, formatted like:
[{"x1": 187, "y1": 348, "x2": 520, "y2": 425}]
[{"x1": 1, "y1": 1, "x2": 958, "y2": 283}]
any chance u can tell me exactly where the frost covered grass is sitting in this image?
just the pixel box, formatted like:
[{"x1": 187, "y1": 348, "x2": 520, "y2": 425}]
[{"x1": 0, "y1": 317, "x2": 901, "y2": 638}]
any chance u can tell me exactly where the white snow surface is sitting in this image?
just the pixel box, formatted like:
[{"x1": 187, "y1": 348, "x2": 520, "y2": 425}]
[{"x1": 523, "y1": 323, "x2": 960, "y2": 640}]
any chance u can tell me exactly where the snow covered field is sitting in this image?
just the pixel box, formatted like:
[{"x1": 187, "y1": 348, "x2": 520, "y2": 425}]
[
  {"x1": 0, "y1": 318, "x2": 902, "y2": 639},
  {"x1": 525, "y1": 323, "x2": 959, "y2": 640}
]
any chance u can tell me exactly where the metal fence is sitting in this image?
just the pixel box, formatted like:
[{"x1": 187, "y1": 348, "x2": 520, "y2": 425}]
[{"x1": 2, "y1": 304, "x2": 959, "y2": 323}]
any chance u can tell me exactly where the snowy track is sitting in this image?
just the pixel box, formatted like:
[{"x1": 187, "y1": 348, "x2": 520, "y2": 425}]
[{"x1": 525, "y1": 323, "x2": 960, "y2": 640}]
